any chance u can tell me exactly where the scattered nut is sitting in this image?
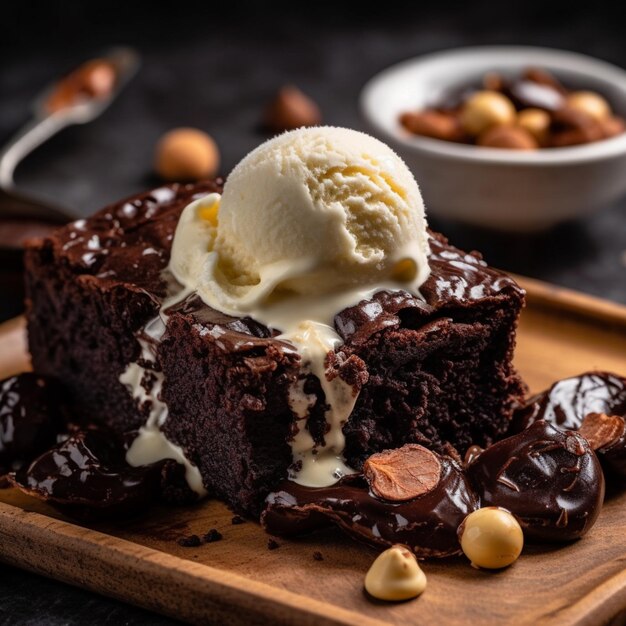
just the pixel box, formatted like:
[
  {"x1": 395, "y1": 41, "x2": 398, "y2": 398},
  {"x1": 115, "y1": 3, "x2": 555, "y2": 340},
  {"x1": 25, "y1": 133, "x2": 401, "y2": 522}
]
[
  {"x1": 363, "y1": 444, "x2": 441, "y2": 502},
  {"x1": 399, "y1": 110, "x2": 465, "y2": 142},
  {"x1": 517, "y1": 108, "x2": 551, "y2": 145},
  {"x1": 460, "y1": 91, "x2": 516, "y2": 136},
  {"x1": 364, "y1": 545, "x2": 427, "y2": 601},
  {"x1": 579, "y1": 413, "x2": 626, "y2": 451},
  {"x1": 477, "y1": 125, "x2": 538, "y2": 150},
  {"x1": 566, "y1": 91, "x2": 611, "y2": 122},
  {"x1": 263, "y1": 85, "x2": 321, "y2": 132},
  {"x1": 155, "y1": 128, "x2": 220, "y2": 182},
  {"x1": 458, "y1": 507, "x2": 524, "y2": 570}
]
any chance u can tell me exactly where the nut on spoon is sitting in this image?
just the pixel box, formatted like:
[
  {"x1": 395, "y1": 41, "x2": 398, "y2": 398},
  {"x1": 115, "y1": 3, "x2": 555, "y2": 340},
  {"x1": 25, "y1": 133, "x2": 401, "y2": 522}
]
[{"x1": 0, "y1": 47, "x2": 140, "y2": 233}]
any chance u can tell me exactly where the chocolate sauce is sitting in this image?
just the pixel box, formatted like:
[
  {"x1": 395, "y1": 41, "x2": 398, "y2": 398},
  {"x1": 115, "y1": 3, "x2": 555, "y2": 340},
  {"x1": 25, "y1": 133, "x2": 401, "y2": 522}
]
[
  {"x1": 10, "y1": 426, "x2": 181, "y2": 519},
  {"x1": 0, "y1": 374, "x2": 66, "y2": 475},
  {"x1": 262, "y1": 456, "x2": 479, "y2": 558},
  {"x1": 467, "y1": 420, "x2": 605, "y2": 542},
  {"x1": 48, "y1": 181, "x2": 222, "y2": 296},
  {"x1": 510, "y1": 372, "x2": 626, "y2": 434}
]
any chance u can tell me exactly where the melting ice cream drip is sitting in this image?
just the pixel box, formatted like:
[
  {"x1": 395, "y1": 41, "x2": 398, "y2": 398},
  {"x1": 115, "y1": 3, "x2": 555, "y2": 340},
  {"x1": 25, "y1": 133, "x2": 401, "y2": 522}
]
[
  {"x1": 120, "y1": 286, "x2": 206, "y2": 496},
  {"x1": 284, "y1": 321, "x2": 358, "y2": 487}
]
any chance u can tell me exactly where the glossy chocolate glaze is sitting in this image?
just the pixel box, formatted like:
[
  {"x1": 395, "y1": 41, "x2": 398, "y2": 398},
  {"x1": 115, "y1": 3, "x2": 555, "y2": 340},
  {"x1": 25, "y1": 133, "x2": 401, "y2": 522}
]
[
  {"x1": 467, "y1": 420, "x2": 605, "y2": 542},
  {"x1": 510, "y1": 372, "x2": 626, "y2": 434},
  {"x1": 48, "y1": 180, "x2": 222, "y2": 296},
  {"x1": 0, "y1": 374, "x2": 66, "y2": 475},
  {"x1": 262, "y1": 456, "x2": 479, "y2": 558},
  {"x1": 10, "y1": 426, "x2": 184, "y2": 519}
]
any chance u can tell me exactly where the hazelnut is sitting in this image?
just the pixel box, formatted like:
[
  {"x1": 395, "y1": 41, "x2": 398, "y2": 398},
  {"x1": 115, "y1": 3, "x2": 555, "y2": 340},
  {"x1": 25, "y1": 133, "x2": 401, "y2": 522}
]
[
  {"x1": 517, "y1": 108, "x2": 551, "y2": 145},
  {"x1": 400, "y1": 110, "x2": 465, "y2": 142},
  {"x1": 155, "y1": 128, "x2": 220, "y2": 182},
  {"x1": 364, "y1": 545, "x2": 427, "y2": 601},
  {"x1": 460, "y1": 91, "x2": 516, "y2": 136},
  {"x1": 263, "y1": 86, "x2": 321, "y2": 132},
  {"x1": 458, "y1": 507, "x2": 524, "y2": 570},
  {"x1": 477, "y1": 125, "x2": 538, "y2": 150},
  {"x1": 566, "y1": 91, "x2": 611, "y2": 122}
]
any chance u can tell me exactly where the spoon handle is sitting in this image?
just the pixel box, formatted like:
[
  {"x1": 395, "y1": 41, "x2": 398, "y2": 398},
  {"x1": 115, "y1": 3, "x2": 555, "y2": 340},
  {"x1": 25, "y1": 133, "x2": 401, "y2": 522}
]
[{"x1": 0, "y1": 115, "x2": 73, "y2": 188}]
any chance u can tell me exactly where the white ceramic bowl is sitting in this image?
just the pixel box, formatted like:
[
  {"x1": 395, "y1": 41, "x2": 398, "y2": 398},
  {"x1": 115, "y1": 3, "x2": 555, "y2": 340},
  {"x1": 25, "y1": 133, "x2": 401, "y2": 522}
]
[{"x1": 361, "y1": 46, "x2": 626, "y2": 231}]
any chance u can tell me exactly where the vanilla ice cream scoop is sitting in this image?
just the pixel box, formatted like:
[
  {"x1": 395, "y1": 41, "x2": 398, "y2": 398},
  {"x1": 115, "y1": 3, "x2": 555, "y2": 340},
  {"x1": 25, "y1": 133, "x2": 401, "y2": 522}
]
[
  {"x1": 170, "y1": 126, "x2": 430, "y2": 316},
  {"x1": 169, "y1": 127, "x2": 431, "y2": 489}
]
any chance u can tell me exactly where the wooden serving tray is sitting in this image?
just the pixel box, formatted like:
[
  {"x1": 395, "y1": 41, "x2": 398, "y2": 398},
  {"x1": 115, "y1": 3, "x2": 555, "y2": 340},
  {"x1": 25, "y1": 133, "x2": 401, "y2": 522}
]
[{"x1": 1, "y1": 276, "x2": 626, "y2": 626}]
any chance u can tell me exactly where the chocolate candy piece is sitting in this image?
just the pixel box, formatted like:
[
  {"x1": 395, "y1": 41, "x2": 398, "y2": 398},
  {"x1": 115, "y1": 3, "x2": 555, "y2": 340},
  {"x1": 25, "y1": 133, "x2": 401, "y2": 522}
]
[
  {"x1": 467, "y1": 420, "x2": 604, "y2": 542},
  {"x1": 0, "y1": 374, "x2": 67, "y2": 475},
  {"x1": 10, "y1": 426, "x2": 179, "y2": 519},
  {"x1": 506, "y1": 80, "x2": 565, "y2": 112},
  {"x1": 262, "y1": 454, "x2": 479, "y2": 558},
  {"x1": 511, "y1": 372, "x2": 626, "y2": 434}
]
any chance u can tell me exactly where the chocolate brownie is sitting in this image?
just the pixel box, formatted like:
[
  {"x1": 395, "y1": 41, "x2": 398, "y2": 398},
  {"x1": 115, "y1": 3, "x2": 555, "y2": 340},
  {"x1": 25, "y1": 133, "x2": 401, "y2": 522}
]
[{"x1": 24, "y1": 181, "x2": 525, "y2": 516}]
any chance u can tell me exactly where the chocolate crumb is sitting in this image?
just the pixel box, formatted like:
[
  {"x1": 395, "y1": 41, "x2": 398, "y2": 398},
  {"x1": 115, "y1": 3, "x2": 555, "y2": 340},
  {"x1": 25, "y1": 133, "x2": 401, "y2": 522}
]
[
  {"x1": 203, "y1": 529, "x2": 223, "y2": 543},
  {"x1": 267, "y1": 539, "x2": 280, "y2": 550},
  {"x1": 231, "y1": 515, "x2": 245, "y2": 525},
  {"x1": 313, "y1": 551, "x2": 323, "y2": 561},
  {"x1": 178, "y1": 534, "x2": 201, "y2": 547}
]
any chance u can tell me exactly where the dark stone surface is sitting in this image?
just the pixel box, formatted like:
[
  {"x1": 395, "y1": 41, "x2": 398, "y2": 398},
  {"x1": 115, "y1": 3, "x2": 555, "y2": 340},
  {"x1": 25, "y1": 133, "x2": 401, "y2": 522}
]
[{"x1": 0, "y1": 1, "x2": 625, "y2": 624}]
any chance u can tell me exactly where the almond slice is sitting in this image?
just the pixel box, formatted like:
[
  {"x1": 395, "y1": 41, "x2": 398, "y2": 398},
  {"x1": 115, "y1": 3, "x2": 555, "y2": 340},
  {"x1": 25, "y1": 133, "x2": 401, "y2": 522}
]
[{"x1": 364, "y1": 444, "x2": 441, "y2": 502}]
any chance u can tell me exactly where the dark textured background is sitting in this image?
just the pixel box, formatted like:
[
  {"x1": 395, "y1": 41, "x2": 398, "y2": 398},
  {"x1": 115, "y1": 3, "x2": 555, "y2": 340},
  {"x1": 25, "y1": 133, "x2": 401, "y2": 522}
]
[{"x1": 1, "y1": 2, "x2": 625, "y2": 624}]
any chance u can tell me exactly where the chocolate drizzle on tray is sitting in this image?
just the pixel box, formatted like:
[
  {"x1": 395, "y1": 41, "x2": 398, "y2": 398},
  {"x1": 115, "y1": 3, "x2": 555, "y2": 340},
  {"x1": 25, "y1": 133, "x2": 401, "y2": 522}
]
[{"x1": 263, "y1": 450, "x2": 479, "y2": 558}]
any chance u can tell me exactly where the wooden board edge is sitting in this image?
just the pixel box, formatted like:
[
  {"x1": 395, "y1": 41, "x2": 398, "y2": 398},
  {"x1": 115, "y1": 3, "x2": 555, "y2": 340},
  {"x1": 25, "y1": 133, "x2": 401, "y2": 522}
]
[
  {"x1": 0, "y1": 501, "x2": 385, "y2": 626},
  {"x1": 538, "y1": 567, "x2": 626, "y2": 626},
  {"x1": 514, "y1": 275, "x2": 626, "y2": 329}
]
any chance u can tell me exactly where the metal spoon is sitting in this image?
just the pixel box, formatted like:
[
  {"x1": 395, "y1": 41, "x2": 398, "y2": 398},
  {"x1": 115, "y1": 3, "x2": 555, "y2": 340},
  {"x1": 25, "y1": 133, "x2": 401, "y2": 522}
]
[{"x1": 0, "y1": 46, "x2": 141, "y2": 224}]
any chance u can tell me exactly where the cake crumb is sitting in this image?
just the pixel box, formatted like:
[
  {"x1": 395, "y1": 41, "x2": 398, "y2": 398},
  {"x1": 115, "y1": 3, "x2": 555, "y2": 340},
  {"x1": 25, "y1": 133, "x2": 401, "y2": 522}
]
[
  {"x1": 267, "y1": 539, "x2": 280, "y2": 550},
  {"x1": 231, "y1": 515, "x2": 245, "y2": 525},
  {"x1": 313, "y1": 551, "x2": 323, "y2": 561},
  {"x1": 178, "y1": 534, "x2": 201, "y2": 547},
  {"x1": 203, "y1": 529, "x2": 223, "y2": 543}
]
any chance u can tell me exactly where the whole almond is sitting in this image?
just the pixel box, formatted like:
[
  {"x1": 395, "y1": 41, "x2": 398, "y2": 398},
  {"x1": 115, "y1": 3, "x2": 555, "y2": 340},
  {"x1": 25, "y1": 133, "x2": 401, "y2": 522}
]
[
  {"x1": 400, "y1": 110, "x2": 465, "y2": 142},
  {"x1": 477, "y1": 125, "x2": 538, "y2": 150},
  {"x1": 364, "y1": 443, "x2": 441, "y2": 502},
  {"x1": 550, "y1": 107, "x2": 605, "y2": 146},
  {"x1": 579, "y1": 413, "x2": 626, "y2": 451},
  {"x1": 263, "y1": 86, "x2": 321, "y2": 132}
]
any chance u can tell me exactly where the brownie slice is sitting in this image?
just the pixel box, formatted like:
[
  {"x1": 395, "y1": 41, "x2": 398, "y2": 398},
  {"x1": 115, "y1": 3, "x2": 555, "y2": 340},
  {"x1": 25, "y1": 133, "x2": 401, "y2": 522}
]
[{"x1": 24, "y1": 182, "x2": 525, "y2": 516}]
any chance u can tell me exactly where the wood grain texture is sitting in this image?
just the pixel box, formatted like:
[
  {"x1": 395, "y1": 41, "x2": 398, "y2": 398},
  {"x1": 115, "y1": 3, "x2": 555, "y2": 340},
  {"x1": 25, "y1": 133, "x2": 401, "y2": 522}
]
[{"x1": 0, "y1": 278, "x2": 625, "y2": 626}]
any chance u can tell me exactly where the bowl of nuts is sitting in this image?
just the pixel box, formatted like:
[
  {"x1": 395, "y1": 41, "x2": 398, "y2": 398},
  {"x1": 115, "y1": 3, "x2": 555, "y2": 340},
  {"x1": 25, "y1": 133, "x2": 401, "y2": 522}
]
[{"x1": 361, "y1": 46, "x2": 626, "y2": 231}]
